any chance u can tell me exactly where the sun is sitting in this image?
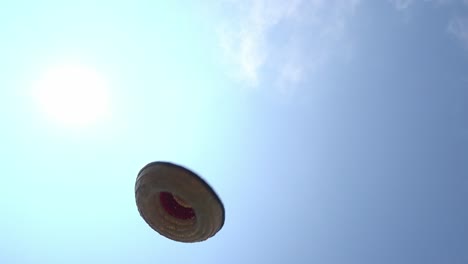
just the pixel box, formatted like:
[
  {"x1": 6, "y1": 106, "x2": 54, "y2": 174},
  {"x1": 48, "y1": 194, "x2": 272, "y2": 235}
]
[{"x1": 32, "y1": 62, "x2": 111, "y2": 128}]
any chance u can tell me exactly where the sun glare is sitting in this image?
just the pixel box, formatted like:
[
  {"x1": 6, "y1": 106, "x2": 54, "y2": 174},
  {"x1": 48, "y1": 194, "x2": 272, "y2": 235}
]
[{"x1": 32, "y1": 62, "x2": 111, "y2": 128}]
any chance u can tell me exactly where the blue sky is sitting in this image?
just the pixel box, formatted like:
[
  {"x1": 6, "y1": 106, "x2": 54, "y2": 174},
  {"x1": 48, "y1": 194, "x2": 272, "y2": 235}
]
[{"x1": 1, "y1": 1, "x2": 467, "y2": 263}]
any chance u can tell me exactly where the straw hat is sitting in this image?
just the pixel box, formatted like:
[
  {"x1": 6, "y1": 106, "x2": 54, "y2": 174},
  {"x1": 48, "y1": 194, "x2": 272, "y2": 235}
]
[{"x1": 135, "y1": 161, "x2": 225, "y2": 242}]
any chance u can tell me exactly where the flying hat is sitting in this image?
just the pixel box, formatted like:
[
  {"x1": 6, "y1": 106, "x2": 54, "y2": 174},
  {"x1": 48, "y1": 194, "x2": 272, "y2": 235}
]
[{"x1": 135, "y1": 161, "x2": 225, "y2": 242}]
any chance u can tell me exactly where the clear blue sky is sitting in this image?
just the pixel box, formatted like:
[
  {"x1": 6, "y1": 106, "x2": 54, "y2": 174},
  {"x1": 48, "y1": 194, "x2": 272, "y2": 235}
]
[{"x1": 1, "y1": 1, "x2": 467, "y2": 263}]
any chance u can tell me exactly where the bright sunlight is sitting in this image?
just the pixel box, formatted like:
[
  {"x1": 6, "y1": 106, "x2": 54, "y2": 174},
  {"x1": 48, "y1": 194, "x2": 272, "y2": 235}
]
[{"x1": 32, "y1": 62, "x2": 111, "y2": 128}]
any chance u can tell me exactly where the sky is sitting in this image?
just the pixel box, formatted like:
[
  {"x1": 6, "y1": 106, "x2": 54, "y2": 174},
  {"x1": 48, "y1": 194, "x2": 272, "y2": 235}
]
[{"x1": 0, "y1": 0, "x2": 467, "y2": 263}]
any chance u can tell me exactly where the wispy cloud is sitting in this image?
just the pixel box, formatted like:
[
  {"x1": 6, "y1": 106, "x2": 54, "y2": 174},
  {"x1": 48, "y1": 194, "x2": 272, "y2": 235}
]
[
  {"x1": 448, "y1": 16, "x2": 468, "y2": 49},
  {"x1": 217, "y1": 0, "x2": 360, "y2": 93},
  {"x1": 387, "y1": 0, "x2": 468, "y2": 51},
  {"x1": 388, "y1": 0, "x2": 455, "y2": 10},
  {"x1": 388, "y1": 0, "x2": 414, "y2": 10}
]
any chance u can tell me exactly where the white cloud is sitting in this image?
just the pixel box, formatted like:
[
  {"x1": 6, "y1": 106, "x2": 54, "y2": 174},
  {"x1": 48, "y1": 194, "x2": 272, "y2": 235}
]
[
  {"x1": 448, "y1": 16, "x2": 468, "y2": 49},
  {"x1": 383, "y1": 0, "x2": 468, "y2": 52},
  {"x1": 389, "y1": 0, "x2": 455, "y2": 10},
  {"x1": 388, "y1": 0, "x2": 414, "y2": 9},
  {"x1": 217, "y1": 0, "x2": 360, "y2": 93}
]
